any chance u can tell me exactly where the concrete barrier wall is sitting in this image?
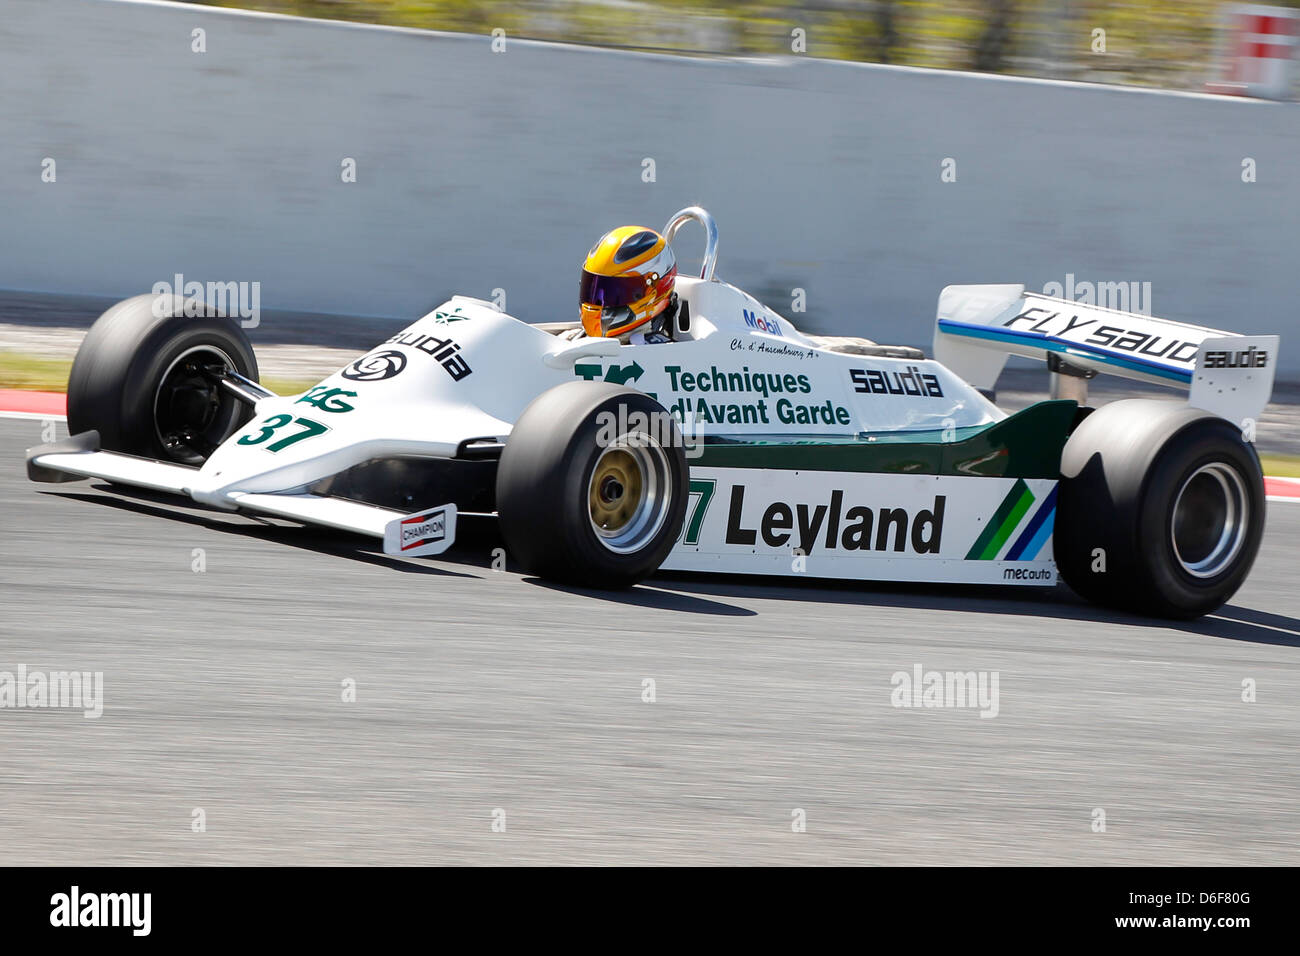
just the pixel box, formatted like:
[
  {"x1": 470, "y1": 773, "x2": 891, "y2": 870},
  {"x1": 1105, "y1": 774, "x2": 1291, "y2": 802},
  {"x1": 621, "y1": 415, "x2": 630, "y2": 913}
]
[{"x1": 3, "y1": 0, "x2": 1299, "y2": 371}]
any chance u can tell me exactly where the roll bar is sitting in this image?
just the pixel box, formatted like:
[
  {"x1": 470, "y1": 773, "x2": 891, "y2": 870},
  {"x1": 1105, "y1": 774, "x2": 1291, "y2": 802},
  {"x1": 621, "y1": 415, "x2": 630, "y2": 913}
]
[{"x1": 662, "y1": 206, "x2": 719, "y2": 281}]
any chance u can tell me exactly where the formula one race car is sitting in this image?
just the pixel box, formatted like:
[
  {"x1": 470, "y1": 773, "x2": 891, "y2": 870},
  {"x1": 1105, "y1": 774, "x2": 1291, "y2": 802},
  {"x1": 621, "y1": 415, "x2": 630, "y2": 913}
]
[{"x1": 27, "y1": 207, "x2": 1279, "y2": 618}]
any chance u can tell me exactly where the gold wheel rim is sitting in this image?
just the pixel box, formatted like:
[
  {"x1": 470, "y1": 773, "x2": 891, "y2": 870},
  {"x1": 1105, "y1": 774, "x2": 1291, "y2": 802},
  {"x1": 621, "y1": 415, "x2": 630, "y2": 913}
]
[{"x1": 589, "y1": 448, "x2": 644, "y2": 534}]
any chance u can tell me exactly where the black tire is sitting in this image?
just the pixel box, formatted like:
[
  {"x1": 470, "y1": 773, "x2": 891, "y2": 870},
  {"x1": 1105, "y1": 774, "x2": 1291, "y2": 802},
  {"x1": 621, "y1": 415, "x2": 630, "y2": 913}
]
[
  {"x1": 496, "y1": 381, "x2": 689, "y2": 588},
  {"x1": 67, "y1": 293, "x2": 258, "y2": 464},
  {"x1": 1056, "y1": 399, "x2": 1265, "y2": 619}
]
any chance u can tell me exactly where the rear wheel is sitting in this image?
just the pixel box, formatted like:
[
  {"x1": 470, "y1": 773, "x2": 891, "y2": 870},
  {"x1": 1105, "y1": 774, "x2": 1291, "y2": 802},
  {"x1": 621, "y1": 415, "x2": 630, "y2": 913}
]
[
  {"x1": 1055, "y1": 399, "x2": 1264, "y2": 619},
  {"x1": 496, "y1": 382, "x2": 689, "y2": 587},
  {"x1": 67, "y1": 293, "x2": 258, "y2": 464}
]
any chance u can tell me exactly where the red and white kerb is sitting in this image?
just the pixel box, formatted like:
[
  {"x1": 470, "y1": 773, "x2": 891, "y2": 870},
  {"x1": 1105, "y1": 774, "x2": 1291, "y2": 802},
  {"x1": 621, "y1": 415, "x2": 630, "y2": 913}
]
[{"x1": 1206, "y1": 3, "x2": 1300, "y2": 100}]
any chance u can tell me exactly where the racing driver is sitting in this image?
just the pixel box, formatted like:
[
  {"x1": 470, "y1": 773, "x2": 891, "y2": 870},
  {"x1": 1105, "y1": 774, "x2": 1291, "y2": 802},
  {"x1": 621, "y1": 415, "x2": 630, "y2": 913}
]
[{"x1": 577, "y1": 226, "x2": 680, "y2": 344}]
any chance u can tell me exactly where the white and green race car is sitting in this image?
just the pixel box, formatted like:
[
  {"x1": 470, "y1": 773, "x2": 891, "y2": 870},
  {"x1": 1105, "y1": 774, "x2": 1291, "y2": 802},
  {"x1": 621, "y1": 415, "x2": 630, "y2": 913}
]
[{"x1": 27, "y1": 208, "x2": 1278, "y2": 618}]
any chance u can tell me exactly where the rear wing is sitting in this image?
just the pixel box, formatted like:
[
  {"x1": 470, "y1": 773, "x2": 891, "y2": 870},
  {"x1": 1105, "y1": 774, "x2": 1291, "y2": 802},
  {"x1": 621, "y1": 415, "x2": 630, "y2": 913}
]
[{"x1": 934, "y1": 284, "x2": 1279, "y2": 425}]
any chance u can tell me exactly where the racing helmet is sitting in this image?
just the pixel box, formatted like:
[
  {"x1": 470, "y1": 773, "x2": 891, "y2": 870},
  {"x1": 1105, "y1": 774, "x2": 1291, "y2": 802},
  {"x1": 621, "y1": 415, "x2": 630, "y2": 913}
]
[{"x1": 580, "y1": 226, "x2": 677, "y2": 338}]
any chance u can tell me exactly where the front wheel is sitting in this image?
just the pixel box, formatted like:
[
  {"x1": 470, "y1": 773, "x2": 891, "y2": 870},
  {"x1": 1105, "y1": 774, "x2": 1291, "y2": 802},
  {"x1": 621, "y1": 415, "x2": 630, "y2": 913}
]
[
  {"x1": 67, "y1": 293, "x2": 258, "y2": 464},
  {"x1": 1055, "y1": 399, "x2": 1265, "y2": 619},
  {"x1": 495, "y1": 382, "x2": 689, "y2": 588}
]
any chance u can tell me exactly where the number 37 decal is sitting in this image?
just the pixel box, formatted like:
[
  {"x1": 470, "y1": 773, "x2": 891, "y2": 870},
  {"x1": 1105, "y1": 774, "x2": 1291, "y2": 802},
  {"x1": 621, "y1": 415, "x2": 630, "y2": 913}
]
[{"x1": 237, "y1": 414, "x2": 330, "y2": 452}]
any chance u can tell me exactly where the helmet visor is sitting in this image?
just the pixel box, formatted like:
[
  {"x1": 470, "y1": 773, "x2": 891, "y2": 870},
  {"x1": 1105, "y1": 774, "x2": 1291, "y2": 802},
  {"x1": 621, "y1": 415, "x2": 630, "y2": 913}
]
[{"x1": 579, "y1": 270, "x2": 650, "y2": 310}]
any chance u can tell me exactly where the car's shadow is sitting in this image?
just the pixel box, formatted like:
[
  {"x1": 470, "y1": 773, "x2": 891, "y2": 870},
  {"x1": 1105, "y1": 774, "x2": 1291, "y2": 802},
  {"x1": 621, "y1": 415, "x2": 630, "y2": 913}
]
[
  {"x1": 524, "y1": 578, "x2": 757, "y2": 617},
  {"x1": 45, "y1": 484, "x2": 1300, "y2": 642},
  {"x1": 47, "y1": 486, "x2": 477, "y2": 578},
  {"x1": 46, "y1": 485, "x2": 753, "y2": 616},
  {"x1": 645, "y1": 572, "x2": 1300, "y2": 648}
]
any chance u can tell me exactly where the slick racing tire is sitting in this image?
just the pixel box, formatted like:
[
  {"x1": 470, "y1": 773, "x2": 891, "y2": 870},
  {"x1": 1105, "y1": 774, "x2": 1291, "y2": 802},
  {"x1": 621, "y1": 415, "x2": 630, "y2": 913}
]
[
  {"x1": 1055, "y1": 399, "x2": 1264, "y2": 619},
  {"x1": 67, "y1": 293, "x2": 259, "y2": 465},
  {"x1": 496, "y1": 382, "x2": 689, "y2": 588}
]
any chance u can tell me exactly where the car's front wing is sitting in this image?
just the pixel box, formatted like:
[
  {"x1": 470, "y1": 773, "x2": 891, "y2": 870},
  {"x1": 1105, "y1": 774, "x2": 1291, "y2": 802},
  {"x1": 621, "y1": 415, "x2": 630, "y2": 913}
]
[{"x1": 27, "y1": 431, "x2": 457, "y2": 557}]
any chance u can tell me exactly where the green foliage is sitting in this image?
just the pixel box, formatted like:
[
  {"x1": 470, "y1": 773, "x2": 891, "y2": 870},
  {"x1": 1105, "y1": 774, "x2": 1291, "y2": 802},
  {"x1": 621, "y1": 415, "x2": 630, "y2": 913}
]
[{"x1": 189, "y1": 1, "x2": 1249, "y2": 90}]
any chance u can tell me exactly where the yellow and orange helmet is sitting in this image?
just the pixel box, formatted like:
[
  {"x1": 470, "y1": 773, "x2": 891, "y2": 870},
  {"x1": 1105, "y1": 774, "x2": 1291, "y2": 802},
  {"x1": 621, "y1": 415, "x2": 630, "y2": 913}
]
[{"x1": 579, "y1": 226, "x2": 677, "y2": 338}]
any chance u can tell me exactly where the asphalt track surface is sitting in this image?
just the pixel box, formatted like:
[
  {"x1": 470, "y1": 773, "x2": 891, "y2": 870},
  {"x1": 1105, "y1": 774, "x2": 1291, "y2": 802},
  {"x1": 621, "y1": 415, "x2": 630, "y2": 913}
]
[{"x1": 2, "y1": 416, "x2": 1298, "y2": 865}]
